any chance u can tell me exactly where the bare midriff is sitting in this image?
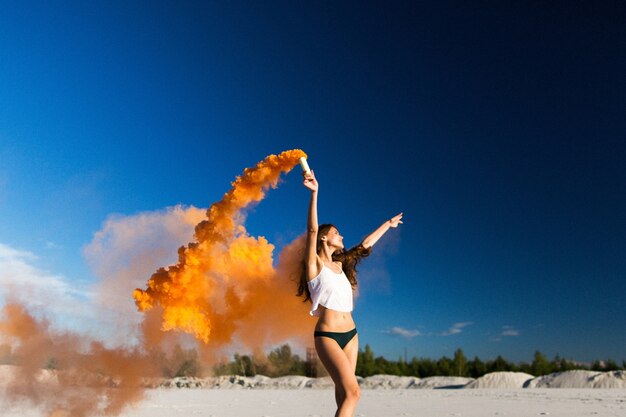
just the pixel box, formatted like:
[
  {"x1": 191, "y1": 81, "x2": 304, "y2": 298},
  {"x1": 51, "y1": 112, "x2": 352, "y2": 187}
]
[{"x1": 314, "y1": 306, "x2": 356, "y2": 332}]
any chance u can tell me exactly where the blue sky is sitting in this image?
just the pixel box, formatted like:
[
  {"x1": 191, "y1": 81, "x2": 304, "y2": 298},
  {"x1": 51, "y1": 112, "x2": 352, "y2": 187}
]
[{"x1": 1, "y1": 1, "x2": 625, "y2": 364}]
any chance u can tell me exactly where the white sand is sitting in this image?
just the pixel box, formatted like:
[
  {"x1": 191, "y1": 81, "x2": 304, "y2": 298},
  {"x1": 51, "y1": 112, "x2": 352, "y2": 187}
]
[
  {"x1": 3, "y1": 388, "x2": 626, "y2": 417},
  {"x1": 465, "y1": 371, "x2": 535, "y2": 389},
  {"x1": 411, "y1": 376, "x2": 474, "y2": 389},
  {"x1": 526, "y1": 370, "x2": 626, "y2": 388},
  {"x1": 2, "y1": 369, "x2": 626, "y2": 416},
  {"x1": 359, "y1": 374, "x2": 420, "y2": 389}
]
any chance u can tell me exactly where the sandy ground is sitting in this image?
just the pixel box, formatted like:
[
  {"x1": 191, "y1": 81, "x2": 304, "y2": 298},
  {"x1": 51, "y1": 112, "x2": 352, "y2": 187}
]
[{"x1": 2, "y1": 388, "x2": 625, "y2": 417}]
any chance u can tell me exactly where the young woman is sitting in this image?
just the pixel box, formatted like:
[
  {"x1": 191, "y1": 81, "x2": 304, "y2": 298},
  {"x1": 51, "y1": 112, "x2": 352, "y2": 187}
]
[{"x1": 298, "y1": 169, "x2": 402, "y2": 417}]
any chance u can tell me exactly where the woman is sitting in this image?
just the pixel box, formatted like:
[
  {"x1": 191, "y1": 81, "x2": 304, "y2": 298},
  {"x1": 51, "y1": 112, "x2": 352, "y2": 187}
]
[{"x1": 298, "y1": 169, "x2": 402, "y2": 417}]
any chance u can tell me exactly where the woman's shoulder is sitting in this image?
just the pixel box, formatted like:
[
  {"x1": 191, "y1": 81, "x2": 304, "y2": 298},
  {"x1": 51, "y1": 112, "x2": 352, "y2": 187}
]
[{"x1": 306, "y1": 256, "x2": 325, "y2": 282}]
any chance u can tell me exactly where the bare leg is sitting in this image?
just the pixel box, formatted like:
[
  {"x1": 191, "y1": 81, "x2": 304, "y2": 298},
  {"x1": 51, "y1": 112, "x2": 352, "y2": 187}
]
[
  {"x1": 344, "y1": 333, "x2": 359, "y2": 373},
  {"x1": 334, "y1": 334, "x2": 358, "y2": 409},
  {"x1": 335, "y1": 386, "x2": 344, "y2": 408},
  {"x1": 315, "y1": 336, "x2": 360, "y2": 417}
]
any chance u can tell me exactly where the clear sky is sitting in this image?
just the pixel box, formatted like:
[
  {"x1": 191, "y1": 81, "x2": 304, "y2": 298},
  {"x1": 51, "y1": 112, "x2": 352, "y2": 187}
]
[{"x1": 1, "y1": 1, "x2": 624, "y2": 364}]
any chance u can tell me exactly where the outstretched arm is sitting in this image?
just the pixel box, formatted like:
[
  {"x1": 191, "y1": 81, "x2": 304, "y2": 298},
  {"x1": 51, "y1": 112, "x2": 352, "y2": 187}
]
[
  {"x1": 361, "y1": 213, "x2": 403, "y2": 249},
  {"x1": 303, "y1": 170, "x2": 321, "y2": 279}
]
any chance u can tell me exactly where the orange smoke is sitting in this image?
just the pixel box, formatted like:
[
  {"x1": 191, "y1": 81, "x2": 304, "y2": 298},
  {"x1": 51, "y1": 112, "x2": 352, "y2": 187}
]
[
  {"x1": 0, "y1": 302, "x2": 158, "y2": 417},
  {"x1": 133, "y1": 149, "x2": 314, "y2": 347},
  {"x1": 0, "y1": 149, "x2": 318, "y2": 417}
]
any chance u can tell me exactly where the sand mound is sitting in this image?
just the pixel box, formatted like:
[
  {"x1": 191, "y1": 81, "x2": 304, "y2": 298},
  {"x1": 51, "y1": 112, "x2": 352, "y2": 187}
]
[
  {"x1": 465, "y1": 372, "x2": 534, "y2": 389},
  {"x1": 256, "y1": 375, "x2": 310, "y2": 389},
  {"x1": 305, "y1": 376, "x2": 334, "y2": 389},
  {"x1": 156, "y1": 375, "x2": 334, "y2": 389},
  {"x1": 588, "y1": 371, "x2": 626, "y2": 388},
  {"x1": 161, "y1": 376, "x2": 207, "y2": 388},
  {"x1": 152, "y1": 374, "x2": 470, "y2": 390},
  {"x1": 411, "y1": 376, "x2": 473, "y2": 389},
  {"x1": 361, "y1": 374, "x2": 420, "y2": 389},
  {"x1": 207, "y1": 375, "x2": 273, "y2": 389},
  {"x1": 526, "y1": 370, "x2": 626, "y2": 388}
]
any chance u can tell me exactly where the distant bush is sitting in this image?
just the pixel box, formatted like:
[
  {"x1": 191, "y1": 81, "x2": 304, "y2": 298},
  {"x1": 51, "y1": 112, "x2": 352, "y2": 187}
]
[{"x1": 213, "y1": 344, "x2": 307, "y2": 378}]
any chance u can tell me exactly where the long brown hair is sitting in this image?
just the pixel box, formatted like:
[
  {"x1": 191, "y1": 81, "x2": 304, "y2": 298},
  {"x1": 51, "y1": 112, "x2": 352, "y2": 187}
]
[{"x1": 296, "y1": 224, "x2": 371, "y2": 302}]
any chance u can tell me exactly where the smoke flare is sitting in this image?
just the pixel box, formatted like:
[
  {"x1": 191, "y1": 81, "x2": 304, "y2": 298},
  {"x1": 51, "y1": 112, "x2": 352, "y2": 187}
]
[{"x1": 133, "y1": 149, "x2": 311, "y2": 345}]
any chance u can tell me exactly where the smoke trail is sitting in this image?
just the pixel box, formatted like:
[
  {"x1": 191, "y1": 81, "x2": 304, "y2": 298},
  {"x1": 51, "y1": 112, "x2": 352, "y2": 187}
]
[
  {"x1": 133, "y1": 149, "x2": 313, "y2": 348},
  {"x1": 84, "y1": 204, "x2": 206, "y2": 345},
  {"x1": 0, "y1": 302, "x2": 159, "y2": 417},
  {"x1": 0, "y1": 149, "x2": 314, "y2": 416}
]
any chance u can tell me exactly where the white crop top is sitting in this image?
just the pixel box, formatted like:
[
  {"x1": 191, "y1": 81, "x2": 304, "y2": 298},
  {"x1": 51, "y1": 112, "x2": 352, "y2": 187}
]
[{"x1": 307, "y1": 264, "x2": 353, "y2": 317}]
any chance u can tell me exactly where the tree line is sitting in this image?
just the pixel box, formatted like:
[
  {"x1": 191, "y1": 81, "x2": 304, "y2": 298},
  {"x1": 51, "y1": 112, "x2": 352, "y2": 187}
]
[
  {"x1": 212, "y1": 344, "x2": 625, "y2": 379},
  {"x1": 2, "y1": 342, "x2": 623, "y2": 379}
]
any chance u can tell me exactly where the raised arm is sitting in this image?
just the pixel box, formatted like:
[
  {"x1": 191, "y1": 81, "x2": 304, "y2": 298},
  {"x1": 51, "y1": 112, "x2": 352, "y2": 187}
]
[
  {"x1": 361, "y1": 213, "x2": 403, "y2": 249},
  {"x1": 303, "y1": 170, "x2": 322, "y2": 279}
]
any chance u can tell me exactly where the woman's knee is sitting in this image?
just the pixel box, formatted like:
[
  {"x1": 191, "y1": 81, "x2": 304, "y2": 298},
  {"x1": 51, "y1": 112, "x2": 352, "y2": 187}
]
[{"x1": 344, "y1": 383, "x2": 360, "y2": 402}]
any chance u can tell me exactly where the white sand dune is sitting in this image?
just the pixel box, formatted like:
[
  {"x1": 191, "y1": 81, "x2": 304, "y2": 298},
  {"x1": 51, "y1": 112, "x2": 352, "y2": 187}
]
[
  {"x1": 410, "y1": 376, "x2": 474, "y2": 389},
  {"x1": 359, "y1": 374, "x2": 420, "y2": 389},
  {"x1": 255, "y1": 375, "x2": 311, "y2": 389},
  {"x1": 153, "y1": 374, "x2": 334, "y2": 390},
  {"x1": 589, "y1": 371, "x2": 626, "y2": 388},
  {"x1": 156, "y1": 374, "x2": 472, "y2": 390},
  {"x1": 303, "y1": 376, "x2": 334, "y2": 389},
  {"x1": 526, "y1": 370, "x2": 626, "y2": 388},
  {"x1": 184, "y1": 371, "x2": 626, "y2": 390},
  {"x1": 465, "y1": 371, "x2": 535, "y2": 388}
]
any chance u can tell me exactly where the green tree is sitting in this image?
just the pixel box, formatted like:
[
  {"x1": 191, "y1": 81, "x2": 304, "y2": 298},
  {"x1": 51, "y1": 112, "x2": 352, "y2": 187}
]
[
  {"x1": 531, "y1": 351, "x2": 551, "y2": 376},
  {"x1": 375, "y1": 356, "x2": 397, "y2": 375},
  {"x1": 356, "y1": 345, "x2": 376, "y2": 377},
  {"x1": 414, "y1": 358, "x2": 438, "y2": 377},
  {"x1": 266, "y1": 344, "x2": 305, "y2": 376},
  {"x1": 559, "y1": 357, "x2": 575, "y2": 372},
  {"x1": 453, "y1": 348, "x2": 468, "y2": 376},
  {"x1": 397, "y1": 356, "x2": 410, "y2": 376},
  {"x1": 175, "y1": 347, "x2": 199, "y2": 377},
  {"x1": 468, "y1": 356, "x2": 486, "y2": 378},
  {"x1": 604, "y1": 359, "x2": 619, "y2": 371},
  {"x1": 517, "y1": 361, "x2": 532, "y2": 374},
  {"x1": 436, "y1": 356, "x2": 453, "y2": 376},
  {"x1": 233, "y1": 354, "x2": 252, "y2": 376},
  {"x1": 488, "y1": 355, "x2": 513, "y2": 373},
  {"x1": 160, "y1": 345, "x2": 201, "y2": 378}
]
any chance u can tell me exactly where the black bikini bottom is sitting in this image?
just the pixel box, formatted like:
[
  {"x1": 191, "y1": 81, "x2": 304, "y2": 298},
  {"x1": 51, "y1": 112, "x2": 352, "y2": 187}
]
[{"x1": 314, "y1": 328, "x2": 357, "y2": 350}]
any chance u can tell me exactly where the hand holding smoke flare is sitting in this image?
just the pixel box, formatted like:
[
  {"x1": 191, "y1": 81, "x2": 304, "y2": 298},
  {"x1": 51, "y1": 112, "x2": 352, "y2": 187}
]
[{"x1": 300, "y1": 156, "x2": 319, "y2": 192}]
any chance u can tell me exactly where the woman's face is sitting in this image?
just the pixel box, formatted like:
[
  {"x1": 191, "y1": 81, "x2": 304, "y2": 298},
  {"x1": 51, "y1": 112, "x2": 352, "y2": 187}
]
[{"x1": 324, "y1": 227, "x2": 344, "y2": 249}]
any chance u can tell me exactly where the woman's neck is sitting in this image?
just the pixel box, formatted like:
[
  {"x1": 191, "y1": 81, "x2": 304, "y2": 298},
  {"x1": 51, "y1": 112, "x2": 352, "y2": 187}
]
[{"x1": 319, "y1": 247, "x2": 335, "y2": 263}]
